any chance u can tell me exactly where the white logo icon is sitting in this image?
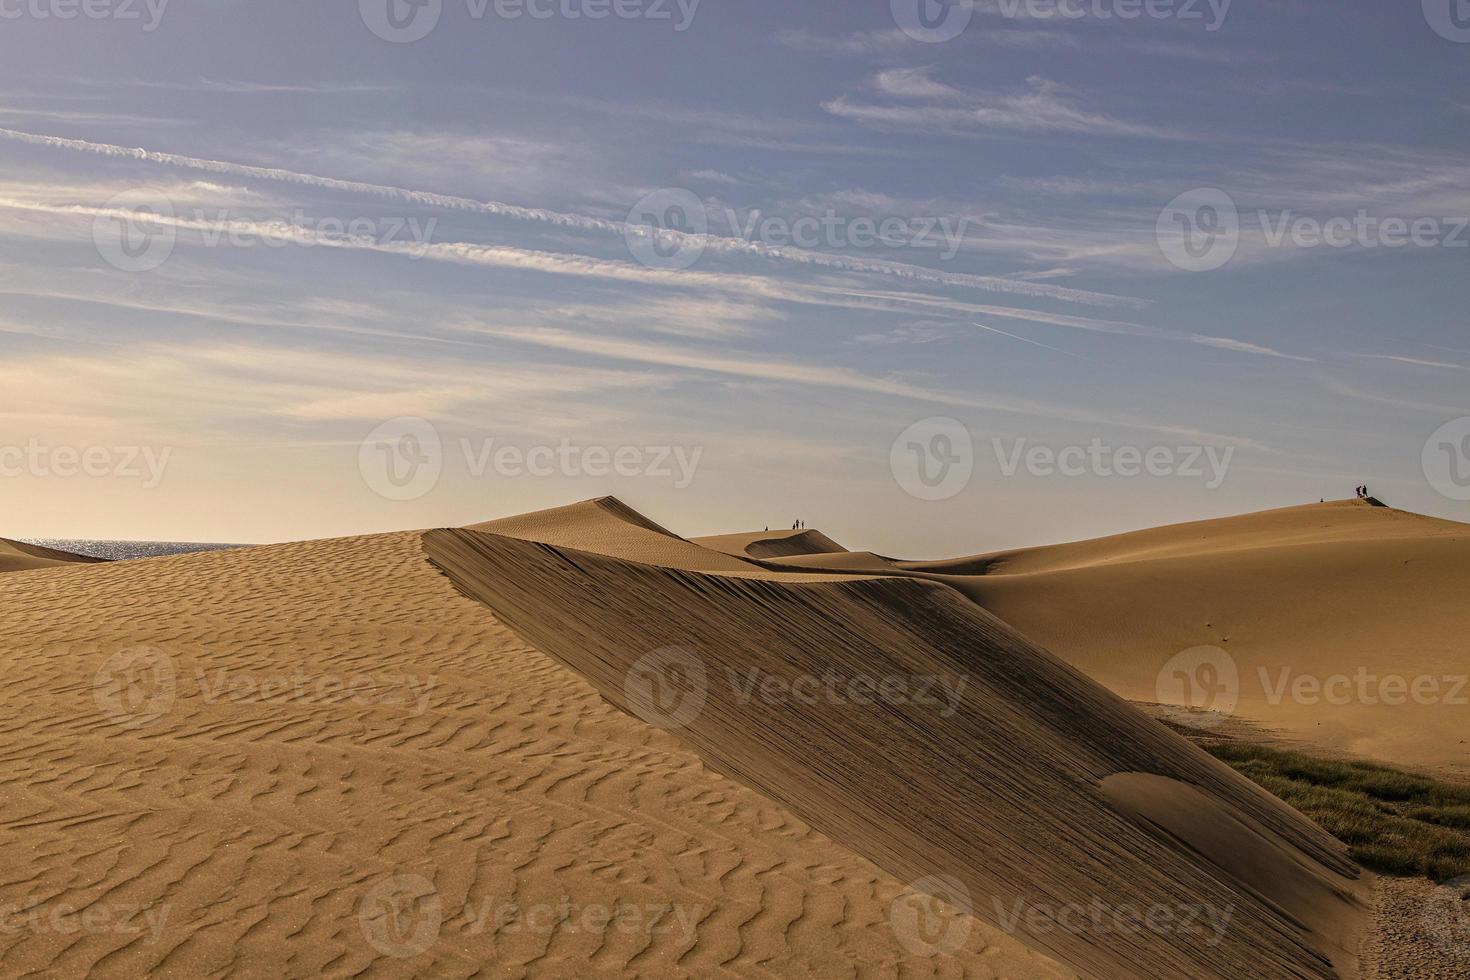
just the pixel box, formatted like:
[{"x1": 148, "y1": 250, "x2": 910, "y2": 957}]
[
  {"x1": 624, "y1": 646, "x2": 708, "y2": 729},
  {"x1": 359, "y1": 874, "x2": 443, "y2": 958},
  {"x1": 891, "y1": 0, "x2": 974, "y2": 43},
  {"x1": 360, "y1": 0, "x2": 442, "y2": 43},
  {"x1": 890, "y1": 874, "x2": 973, "y2": 956},
  {"x1": 890, "y1": 417, "x2": 974, "y2": 501},
  {"x1": 1424, "y1": 0, "x2": 1470, "y2": 42},
  {"x1": 1420, "y1": 874, "x2": 1470, "y2": 952},
  {"x1": 625, "y1": 189, "x2": 708, "y2": 270},
  {"x1": 359, "y1": 417, "x2": 443, "y2": 501},
  {"x1": 1424, "y1": 417, "x2": 1470, "y2": 501},
  {"x1": 1156, "y1": 645, "x2": 1239, "y2": 729},
  {"x1": 94, "y1": 646, "x2": 176, "y2": 728},
  {"x1": 1157, "y1": 188, "x2": 1240, "y2": 272},
  {"x1": 93, "y1": 192, "x2": 176, "y2": 273}
]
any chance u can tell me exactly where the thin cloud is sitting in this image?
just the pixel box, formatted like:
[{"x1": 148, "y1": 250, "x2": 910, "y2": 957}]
[
  {"x1": 467, "y1": 323, "x2": 1270, "y2": 449},
  {"x1": 824, "y1": 74, "x2": 1190, "y2": 140},
  {"x1": 0, "y1": 126, "x2": 1142, "y2": 310}
]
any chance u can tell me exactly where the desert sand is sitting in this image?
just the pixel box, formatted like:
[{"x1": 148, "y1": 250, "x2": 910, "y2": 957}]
[
  {"x1": 0, "y1": 512, "x2": 1069, "y2": 978},
  {"x1": 713, "y1": 500, "x2": 1470, "y2": 772},
  {"x1": 1, "y1": 496, "x2": 1463, "y2": 977}
]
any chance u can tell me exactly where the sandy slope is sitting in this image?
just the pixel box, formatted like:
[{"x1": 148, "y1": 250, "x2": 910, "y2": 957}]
[
  {"x1": 946, "y1": 501, "x2": 1470, "y2": 772},
  {"x1": 0, "y1": 522, "x2": 1071, "y2": 977},
  {"x1": 430, "y1": 500, "x2": 1372, "y2": 980},
  {"x1": 694, "y1": 528, "x2": 848, "y2": 561},
  {"x1": 0, "y1": 537, "x2": 101, "y2": 573},
  {"x1": 756, "y1": 501, "x2": 1470, "y2": 773}
]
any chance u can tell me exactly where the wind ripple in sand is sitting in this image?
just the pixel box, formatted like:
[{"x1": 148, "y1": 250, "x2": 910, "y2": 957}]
[{"x1": 0, "y1": 529, "x2": 1067, "y2": 978}]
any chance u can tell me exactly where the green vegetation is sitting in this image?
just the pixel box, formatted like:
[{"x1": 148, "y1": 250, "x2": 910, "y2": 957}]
[{"x1": 1205, "y1": 742, "x2": 1470, "y2": 882}]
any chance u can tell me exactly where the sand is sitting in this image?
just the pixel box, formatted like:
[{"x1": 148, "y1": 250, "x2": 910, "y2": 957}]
[
  {"x1": 0, "y1": 517, "x2": 1067, "y2": 978},
  {"x1": 733, "y1": 500, "x2": 1470, "y2": 773},
  {"x1": 3, "y1": 495, "x2": 1461, "y2": 977},
  {"x1": 0, "y1": 537, "x2": 101, "y2": 574},
  {"x1": 431, "y1": 499, "x2": 1370, "y2": 979}
]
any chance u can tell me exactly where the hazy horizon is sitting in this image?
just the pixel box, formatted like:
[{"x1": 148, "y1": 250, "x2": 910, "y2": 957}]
[{"x1": 2, "y1": 0, "x2": 1467, "y2": 556}]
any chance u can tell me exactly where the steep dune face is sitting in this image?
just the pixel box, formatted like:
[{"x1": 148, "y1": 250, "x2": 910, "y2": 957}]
[
  {"x1": 0, "y1": 526, "x2": 1071, "y2": 978},
  {"x1": 426, "y1": 502, "x2": 1371, "y2": 980},
  {"x1": 0, "y1": 538, "x2": 101, "y2": 573},
  {"x1": 913, "y1": 501, "x2": 1470, "y2": 770}
]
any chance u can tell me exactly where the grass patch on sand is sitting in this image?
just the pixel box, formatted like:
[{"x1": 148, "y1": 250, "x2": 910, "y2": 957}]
[{"x1": 1205, "y1": 742, "x2": 1470, "y2": 882}]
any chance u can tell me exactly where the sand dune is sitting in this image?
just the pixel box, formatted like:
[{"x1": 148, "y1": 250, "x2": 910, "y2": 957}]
[
  {"x1": 944, "y1": 501, "x2": 1470, "y2": 772},
  {"x1": 429, "y1": 500, "x2": 1370, "y2": 979},
  {"x1": 0, "y1": 537, "x2": 101, "y2": 574},
  {"x1": 694, "y1": 528, "x2": 849, "y2": 561},
  {"x1": 749, "y1": 500, "x2": 1470, "y2": 773},
  {"x1": 11, "y1": 496, "x2": 1463, "y2": 976},
  {"x1": 0, "y1": 517, "x2": 1069, "y2": 977}
]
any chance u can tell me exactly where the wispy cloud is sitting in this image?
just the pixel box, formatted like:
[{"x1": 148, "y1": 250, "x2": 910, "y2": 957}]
[
  {"x1": 1356, "y1": 353, "x2": 1470, "y2": 372},
  {"x1": 0, "y1": 126, "x2": 1141, "y2": 309},
  {"x1": 465, "y1": 323, "x2": 1270, "y2": 448},
  {"x1": 824, "y1": 73, "x2": 1189, "y2": 140}
]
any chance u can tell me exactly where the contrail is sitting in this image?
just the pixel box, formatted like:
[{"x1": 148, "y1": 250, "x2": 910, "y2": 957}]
[
  {"x1": 972, "y1": 321, "x2": 1080, "y2": 358},
  {"x1": 0, "y1": 126, "x2": 1146, "y2": 310}
]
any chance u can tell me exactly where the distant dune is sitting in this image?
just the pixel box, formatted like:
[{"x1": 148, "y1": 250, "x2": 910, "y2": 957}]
[
  {"x1": 0, "y1": 537, "x2": 102, "y2": 574},
  {"x1": 695, "y1": 527, "x2": 850, "y2": 560},
  {"x1": 732, "y1": 500, "x2": 1470, "y2": 773}
]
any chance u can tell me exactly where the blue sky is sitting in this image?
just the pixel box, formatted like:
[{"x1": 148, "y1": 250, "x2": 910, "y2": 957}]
[{"x1": 0, "y1": 0, "x2": 1466, "y2": 553}]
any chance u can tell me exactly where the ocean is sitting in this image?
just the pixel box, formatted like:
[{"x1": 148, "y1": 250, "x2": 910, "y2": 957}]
[{"x1": 17, "y1": 539, "x2": 246, "y2": 561}]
